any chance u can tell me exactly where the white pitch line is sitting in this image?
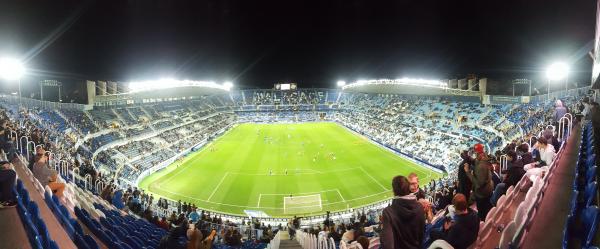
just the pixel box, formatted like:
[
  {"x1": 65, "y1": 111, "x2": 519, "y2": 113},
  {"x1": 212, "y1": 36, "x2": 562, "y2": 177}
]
[
  {"x1": 359, "y1": 167, "x2": 388, "y2": 191},
  {"x1": 336, "y1": 189, "x2": 346, "y2": 202},
  {"x1": 259, "y1": 189, "x2": 338, "y2": 196},
  {"x1": 207, "y1": 172, "x2": 229, "y2": 201},
  {"x1": 161, "y1": 163, "x2": 192, "y2": 186},
  {"x1": 154, "y1": 183, "x2": 391, "y2": 210},
  {"x1": 257, "y1": 194, "x2": 262, "y2": 208}
]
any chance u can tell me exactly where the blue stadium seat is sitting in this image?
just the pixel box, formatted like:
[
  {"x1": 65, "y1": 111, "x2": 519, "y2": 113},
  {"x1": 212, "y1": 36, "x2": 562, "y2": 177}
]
[
  {"x1": 84, "y1": 234, "x2": 100, "y2": 249},
  {"x1": 16, "y1": 179, "x2": 24, "y2": 192},
  {"x1": 31, "y1": 235, "x2": 44, "y2": 249},
  {"x1": 585, "y1": 182, "x2": 598, "y2": 208},
  {"x1": 74, "y1": 233, "x2": 91, "y2": 249},
  {"x1": 583, "y1": 206, "x2": 600, "y2": 248},
  {"x1": 72, "y1": 219, "x2": 85, "y2": 236},
  {"x1": 587, "y1": 166, "x2": 598, "y2": 184},
  {"x1": 48, "y1": 240, "x2": 59, "y2": 249},
  {"x1": 27, "y1": 201, "x2": 40, "y2": 221},
  {"x1": 35, "y1": 218, "x2": 51, "y2": 249},
  {"x1": 562, "y1": 214, "x2": 574, "y2": 249},
  {"x1": 21, "y1": 190, "x2": 30, "y2": 206}
]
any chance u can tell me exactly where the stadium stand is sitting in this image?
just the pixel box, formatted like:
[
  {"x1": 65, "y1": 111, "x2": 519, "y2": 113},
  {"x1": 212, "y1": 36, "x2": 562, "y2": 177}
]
[{"x1": 0, "y1": 86, "x2": 594, "y2": 249}]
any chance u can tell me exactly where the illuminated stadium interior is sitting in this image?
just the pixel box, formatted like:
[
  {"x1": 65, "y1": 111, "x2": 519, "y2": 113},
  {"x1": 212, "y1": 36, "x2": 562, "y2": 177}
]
[{"x1": 0, "y1": 1, "x2": 599, "y2": 249}]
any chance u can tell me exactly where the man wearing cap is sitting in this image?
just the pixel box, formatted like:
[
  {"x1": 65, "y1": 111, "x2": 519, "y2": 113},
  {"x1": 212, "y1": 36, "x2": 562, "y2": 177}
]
[{"x1": 463, "y1": 143, "x2": 493, "y2": 221}]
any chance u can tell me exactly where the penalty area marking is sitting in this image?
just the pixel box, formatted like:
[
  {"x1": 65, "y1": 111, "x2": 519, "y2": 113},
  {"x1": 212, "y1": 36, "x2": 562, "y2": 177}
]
[
  {"x1": 257, "y1": 189, "x2": 347, "y2": 208},
  {"x1": 153, "y1": 183, "x2": 390, "y2": 210},
  {"x1": 207, "y1": 172, "x2": 230, "y2": 201}
]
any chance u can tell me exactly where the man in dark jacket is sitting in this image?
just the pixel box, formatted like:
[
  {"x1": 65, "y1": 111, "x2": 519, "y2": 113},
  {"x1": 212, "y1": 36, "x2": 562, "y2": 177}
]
[
  {"x1": 429, "y1": 194, "x2": 479, "y2": 249},
  {"x1": 457, "y1": 150, "x2": 473, "y2": 201},
  {"x1": 381, "y1": 175, "x2": 425, "y2": 249},
  {"x1": 517, "y1": 144, "x2": 534, "y2": 165},
  {"x1": 491, "y1": 151, "x2": 525, "y2": 205},
  {"x1": 464, "y1": 143, "x2": 493, "y2": 221}
]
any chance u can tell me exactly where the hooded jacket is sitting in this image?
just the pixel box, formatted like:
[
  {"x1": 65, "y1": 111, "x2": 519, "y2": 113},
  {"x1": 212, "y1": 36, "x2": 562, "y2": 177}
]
[
  {"x1": 381, "y1": 196, "x2": 425, "y2": 249},
  {"x1": 457, "y1": 152, "x2": 473, "y2": 200}
]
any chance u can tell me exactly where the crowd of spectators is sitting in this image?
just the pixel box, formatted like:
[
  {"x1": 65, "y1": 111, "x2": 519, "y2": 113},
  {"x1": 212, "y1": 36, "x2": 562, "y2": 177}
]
[{"x1": 0, "y1": 90, "x2": 589, "y2": 249}]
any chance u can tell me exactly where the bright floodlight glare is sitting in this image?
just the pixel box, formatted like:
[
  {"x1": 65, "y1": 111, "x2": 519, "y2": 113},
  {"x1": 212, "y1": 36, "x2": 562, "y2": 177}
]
[
  {"x1": 546, "y1": 62, "x2": 569, "y2": 81},
  {"x1": 223, "y1": 81, "x2": 233, "y2": 90},
  {"x1": 0, "y1": 57, "x2": 25, "y2": 80},
  {"x1": 337, "y1": 80, "x2": 346, "y2": 87}
]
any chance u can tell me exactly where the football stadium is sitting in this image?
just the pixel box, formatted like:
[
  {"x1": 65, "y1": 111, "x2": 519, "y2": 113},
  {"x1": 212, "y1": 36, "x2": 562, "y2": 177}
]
[{"x1": 1, "y1": 1, "x2": 600, "y2": 249}]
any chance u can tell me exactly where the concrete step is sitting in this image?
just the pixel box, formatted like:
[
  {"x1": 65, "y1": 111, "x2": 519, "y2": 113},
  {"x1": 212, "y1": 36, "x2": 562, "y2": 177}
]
[{"x1": 279, "y1": 239, "x2": 303, "y2": 249}]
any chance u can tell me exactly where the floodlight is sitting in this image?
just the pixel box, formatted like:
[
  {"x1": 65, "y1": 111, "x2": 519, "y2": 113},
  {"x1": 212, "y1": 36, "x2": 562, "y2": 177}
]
[
  {"x1": 337, "y1": 81, "x2": 346, "y2": 87},
  {"x1": 223, "y1": 81, "x2": 233, "y2": 90},
  {"x1": 546, "y1": 62, "x2": 569, "y2": 81},
  {"x1": 0, "y1": 57, "x2": 25, "y2": 80}
]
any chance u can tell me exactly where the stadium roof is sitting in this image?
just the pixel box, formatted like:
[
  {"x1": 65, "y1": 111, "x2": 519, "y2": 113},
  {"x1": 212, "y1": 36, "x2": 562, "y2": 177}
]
[{"x1": 342, "y1": 78, "x2": 453, "y2": 95}]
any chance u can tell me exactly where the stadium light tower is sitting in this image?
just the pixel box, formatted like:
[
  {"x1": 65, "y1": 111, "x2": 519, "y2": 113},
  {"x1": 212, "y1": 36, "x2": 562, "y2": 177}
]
[
  {"x1": 337, "y1": 80, "x2": 346, "y2": 87},
  {"x1": 545, "y1": 62, "x2": 569, "y2": 97},
  {"x1": 0, "y1": 57, "x2": 25, "y2": 105}
]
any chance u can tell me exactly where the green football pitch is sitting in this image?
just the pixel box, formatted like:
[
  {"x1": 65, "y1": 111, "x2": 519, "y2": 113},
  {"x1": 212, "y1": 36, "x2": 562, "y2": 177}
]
[{"x1": 139, "y1": 122, "x2": 443, "y2": 217}]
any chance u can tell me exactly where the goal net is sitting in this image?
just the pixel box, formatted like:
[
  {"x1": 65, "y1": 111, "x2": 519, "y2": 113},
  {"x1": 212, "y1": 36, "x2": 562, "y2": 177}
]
[{"x1": 283, "y1": 194, "x2": 322, "y2": 214}]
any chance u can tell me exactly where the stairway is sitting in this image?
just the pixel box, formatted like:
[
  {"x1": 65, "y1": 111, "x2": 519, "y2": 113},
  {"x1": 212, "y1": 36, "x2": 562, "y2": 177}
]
[
  {"x1": 279, "y1": 240, "x2": 303, "y2": 249},
  {"x1": 277, "y1": 231, "x2": 303, "y2": 249}
]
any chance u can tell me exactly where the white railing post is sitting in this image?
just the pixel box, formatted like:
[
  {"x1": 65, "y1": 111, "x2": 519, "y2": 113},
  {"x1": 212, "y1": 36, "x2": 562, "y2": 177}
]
[
  {"x1": 95, "y1": 179, "x2": 104, "y2": 193},
  {"x1": 19, "y1": 136, "x2": 29, "y2": 156},
  {"x1": 45, "y1": 150, "x2": 54, "y2": 163},
  {"x1": 500, "y1": 155, "x2": 508, "y2": 172},
  {"x1": 73, "y1": 167, "x2": 80, "y2": 183},
  {"x1": 558, "y1": 116, "x2": 570, "y2": 142},
  {"x1": 529, "y1": 136, "x2": 537, "y2": 151},
  {"x1": 60, "y1": 161, "x2": 69, "y2": 177},
  {"x1": 84, "y1": 174, "x2": 92, "y2": 190},
  {"x1": 26, "y1": 140, "x2": 36, "y2": 160}
]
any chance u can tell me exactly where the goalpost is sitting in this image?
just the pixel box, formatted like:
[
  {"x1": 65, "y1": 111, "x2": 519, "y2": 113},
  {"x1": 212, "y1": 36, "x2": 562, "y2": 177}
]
[{"x1": 283, "y1": 194, "x2": 322, "y2": 214}]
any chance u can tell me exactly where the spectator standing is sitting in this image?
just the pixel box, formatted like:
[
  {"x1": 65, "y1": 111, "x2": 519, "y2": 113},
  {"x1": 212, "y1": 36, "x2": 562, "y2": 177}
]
[
  {"x1": 188, "y1": 208, "x2": 200, "y2": 223},
  {"x1": 463, "y1": 143, "x2": 493, "y2": 221},
  {"x1": 381, "y1": 175, "x2": 425, "y2": 249},
  {"x1": 457, "y1": 150, "x2": 473, "y2": 202}
]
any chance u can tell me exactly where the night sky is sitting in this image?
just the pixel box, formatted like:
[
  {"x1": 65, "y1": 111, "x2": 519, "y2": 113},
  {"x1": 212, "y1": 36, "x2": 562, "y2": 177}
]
[{"x1": 0, "y1": 0, "x2": 597, "y2": 95}]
